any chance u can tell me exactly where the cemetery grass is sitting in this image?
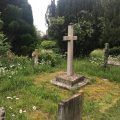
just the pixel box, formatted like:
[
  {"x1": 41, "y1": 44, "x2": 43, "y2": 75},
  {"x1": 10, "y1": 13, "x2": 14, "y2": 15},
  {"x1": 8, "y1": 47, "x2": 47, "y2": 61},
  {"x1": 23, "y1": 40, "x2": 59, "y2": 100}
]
[{"x1": 0, "y1": 57, "x2": 120, "y2": 119}]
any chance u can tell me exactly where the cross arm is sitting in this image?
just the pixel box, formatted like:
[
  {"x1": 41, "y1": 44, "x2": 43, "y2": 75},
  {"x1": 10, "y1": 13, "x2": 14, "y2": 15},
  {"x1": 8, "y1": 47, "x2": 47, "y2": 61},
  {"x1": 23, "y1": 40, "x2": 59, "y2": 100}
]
[{"x1": 63, "y1": 36, "x2": 77, "y2": 41}]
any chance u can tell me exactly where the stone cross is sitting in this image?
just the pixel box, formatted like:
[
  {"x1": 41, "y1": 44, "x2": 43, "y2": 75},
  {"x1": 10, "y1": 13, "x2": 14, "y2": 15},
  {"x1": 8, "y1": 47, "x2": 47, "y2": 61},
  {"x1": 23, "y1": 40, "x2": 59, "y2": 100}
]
[
  {"x1": 63, "y1": 23, "x2": 77, "y2": 76},
  {"x1": 0, "y1": 107, "x2": 5, "y2": 120},
  {"x1": 32, "y1": 49, "x2": 39, "y2": 66},
  {"x1": 58, "y1": 92, "x2": 83, "y2": 120},
  {"x1": 103, "y1": 43, "x2": 109, "y2": 68}
]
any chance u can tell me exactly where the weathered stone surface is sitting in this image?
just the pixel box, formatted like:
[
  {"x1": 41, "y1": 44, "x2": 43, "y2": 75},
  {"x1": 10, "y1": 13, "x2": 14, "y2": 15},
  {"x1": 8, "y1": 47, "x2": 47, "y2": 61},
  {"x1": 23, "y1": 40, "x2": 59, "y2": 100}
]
[
  {"x1": 0, "y1": 107, "x2": 5, "y2": 120},
  {"x1": 51, "y1": 72, "x2": 89, "y2": 90},
  {"x1": 51, "y1": 24, "x2": 89, "y2": 90},
  {"x1": 32, "y1": 49, "x2": 39, "y2": 66},
  {"x1": 58, "y1": 93, "x2": 83, "y2": 120},
  {"x1": 103, "y1": 43, "x2": 109, "y2": 68},
  {"x1": 63, "y1": 23, "x2": 77, "y2": 76}
]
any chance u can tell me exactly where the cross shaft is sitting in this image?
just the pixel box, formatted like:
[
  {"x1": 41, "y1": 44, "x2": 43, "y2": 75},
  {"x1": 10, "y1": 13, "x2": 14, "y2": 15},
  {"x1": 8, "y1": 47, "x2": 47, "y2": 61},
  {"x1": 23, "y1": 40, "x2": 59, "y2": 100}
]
[{"x1": 63, "y1": 24, "x2": 77, "y2": 76}]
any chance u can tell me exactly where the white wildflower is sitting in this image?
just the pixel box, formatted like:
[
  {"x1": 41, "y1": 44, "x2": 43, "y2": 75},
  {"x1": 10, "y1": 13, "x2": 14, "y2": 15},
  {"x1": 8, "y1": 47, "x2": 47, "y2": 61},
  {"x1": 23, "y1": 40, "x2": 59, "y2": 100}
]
[
  {"x1": 32, "y1": 106, "x2": 36, "y2": 111},
  {"x1": 7, "y1": 97, "x2": 13, "y2": 100},
  {"x1": 16, "y1": 98, "x2": 19, "y2": 100},
  {"x1": 19, "y1": 109, "x2": 23, "y2": 114},
  {"x1": 9, "y1": 107, "x2": 13, "y2": 110},
  {"x1": 11, "y1": 114, "x2": 15, "y2": 117},
  {"x1": 23, "y1": 110, "x2": 26, "y2": 113}
]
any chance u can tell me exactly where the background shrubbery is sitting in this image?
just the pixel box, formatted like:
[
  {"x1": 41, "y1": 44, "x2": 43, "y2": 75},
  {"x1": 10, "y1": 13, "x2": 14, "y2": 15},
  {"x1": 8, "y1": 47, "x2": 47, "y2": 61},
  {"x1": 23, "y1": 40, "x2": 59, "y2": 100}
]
[
  {"x1": 109, "y1": 47, "x2": 120, "y2": 56},
  {"x1": 37, "y1": 40, "x2": 64, "y2": 67}
]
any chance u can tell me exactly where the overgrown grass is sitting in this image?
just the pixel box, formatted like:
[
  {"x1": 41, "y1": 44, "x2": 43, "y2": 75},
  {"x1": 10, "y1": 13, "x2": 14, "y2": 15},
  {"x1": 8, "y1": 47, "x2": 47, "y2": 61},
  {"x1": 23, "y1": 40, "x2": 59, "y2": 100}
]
[
  {"x1": 0, "y1": 54, "x2": 120, "y2": 119},
  {"x1": 74, "y1": 58, "x2": 120, "y2": 82}
]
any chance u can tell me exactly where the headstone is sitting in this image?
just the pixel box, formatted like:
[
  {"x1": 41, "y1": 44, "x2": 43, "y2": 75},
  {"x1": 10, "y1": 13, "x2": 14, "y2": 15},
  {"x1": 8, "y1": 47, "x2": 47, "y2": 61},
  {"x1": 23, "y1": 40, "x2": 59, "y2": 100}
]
[
  {"x1": 103, "y1": 43, "x2": 109, "y2": 68},
  {"x1": 58, "y1": 92, "x2": 83, "y2": 120},
  {"x1": 51, "y1": 23, "x2": 89, "y2": 90},
  {"x1": 0, "y1": 107, "x2": 5, "y2": 120},
  {"x1": 7, "y1": 50, "x2": 14, "y2": 62},
  {"x1": 32, "y1": 49, "x2": 39, "y2": 66}
]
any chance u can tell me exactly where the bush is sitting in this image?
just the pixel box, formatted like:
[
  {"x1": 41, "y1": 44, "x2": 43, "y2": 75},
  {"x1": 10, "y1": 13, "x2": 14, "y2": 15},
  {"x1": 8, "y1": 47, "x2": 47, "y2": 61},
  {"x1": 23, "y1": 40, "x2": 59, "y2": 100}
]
[
  {"x1": 0, "y1": 19, "x2": 3, "y2": 30},
  {"x1": 90, "y1": 49, "x2": 104, "y2": 58},
  {"x1": 109, "y1": 47, "x2": 120, "y2": 56},
  {"x1": 40, "y1": 40, "x2": 56, "y2": 49},
  {"x1": 39, "y1": 49, "x2": 63, "y2": 67},
  {"x1": 0, "y1": 33, "x2": 10, "y2": 56}
]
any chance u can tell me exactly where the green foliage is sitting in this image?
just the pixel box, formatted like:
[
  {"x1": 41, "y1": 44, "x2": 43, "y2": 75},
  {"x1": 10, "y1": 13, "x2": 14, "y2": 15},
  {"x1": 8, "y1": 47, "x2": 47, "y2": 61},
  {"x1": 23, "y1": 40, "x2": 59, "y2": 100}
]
[
  {"x1": 47, "y1": 0, "x2": 119, "y2": 56},
  {"x1": 74, "y1": 58, "x2": 120, "y2": 82},
  {"x1": 47, "y1": 0, "x2": 105, "y2": 56},
  {"x1": 100, "y1": 0, "x2": 120, "y2": 47},
  {"x1": 38, "y1": 40, "x2": 63, "y2": 67},
  {"x1": 48, "y1": 17, "x2": 66, "y2": 52},
  {"x1": 0, "y1": 54, "x2": 120, "y2": 119},
  {"x1": 39, "y1": 49, "x2": 63, "y2": 67},
  {"x1": 50, "y1": 17, "x2": 65, "y2": 25},
  {"x1": 0, "y1": 1, "x2": 36, "y2": 55},
  {"x1": 74, "y1": 21, "x2": 94, "y2": 38},
  {"x1": 0, "y1": 19, "x2": 3, "y2": 30},
  {"x1": 90, "y1": 49, "x2": 104, "y2": 58},
  {"x1": 0, "y1": 33, "x2": 10, "y2": 56},
  {"x1": 40, "y1": 40, "x2": 56, "y2": 49},
  {"x1": 15, "y1": 34, "x2": 35, "y2": 56},
  {"x1": 3, "y1": 4, "x2": 22, "y2": 24},
  {"x1": 109, "y1": 47, "x2": 120, "y2": 56}
]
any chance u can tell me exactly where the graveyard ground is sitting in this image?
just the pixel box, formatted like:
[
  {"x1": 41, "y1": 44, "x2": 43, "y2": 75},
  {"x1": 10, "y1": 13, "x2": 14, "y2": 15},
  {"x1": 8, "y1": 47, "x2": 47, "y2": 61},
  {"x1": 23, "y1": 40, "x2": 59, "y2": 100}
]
[{"x1": 0, "y1": 56, "x2": 120, "y2": 120}]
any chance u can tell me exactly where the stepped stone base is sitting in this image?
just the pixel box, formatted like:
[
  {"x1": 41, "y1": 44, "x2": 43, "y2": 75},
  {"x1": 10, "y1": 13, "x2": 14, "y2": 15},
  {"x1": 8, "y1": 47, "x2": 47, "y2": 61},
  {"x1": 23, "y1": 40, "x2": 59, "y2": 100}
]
[{"x1": 51, "y1": 72, "x2": 89, "y2": 90}]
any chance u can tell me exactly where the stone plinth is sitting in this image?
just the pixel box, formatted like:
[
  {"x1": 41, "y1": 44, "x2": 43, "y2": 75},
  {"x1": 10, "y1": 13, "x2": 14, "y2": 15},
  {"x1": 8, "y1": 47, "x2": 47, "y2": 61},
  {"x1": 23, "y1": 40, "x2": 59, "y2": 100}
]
[
  {"x1": 58, "y1": 93, "x2": 83, "y2": 120},
  {"x1": 51, "y1": 72, "x2": 89, "y2": 90}
]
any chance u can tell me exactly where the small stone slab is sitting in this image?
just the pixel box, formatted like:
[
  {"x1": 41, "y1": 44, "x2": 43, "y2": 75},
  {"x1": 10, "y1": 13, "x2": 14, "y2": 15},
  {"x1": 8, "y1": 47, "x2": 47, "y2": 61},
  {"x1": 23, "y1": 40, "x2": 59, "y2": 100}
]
[
  {"x1": 51, "y1": 73, "x2": 89, "y2": 90},
  {"x1": 108, "y1": 60, "x2": 120, "y2": 66},
  {"x1": 0, "y1": 107, "x2": 5, "y2": 120},
  {"x1": 58, "y1": 93, "x2": 83, "y2": 120}
]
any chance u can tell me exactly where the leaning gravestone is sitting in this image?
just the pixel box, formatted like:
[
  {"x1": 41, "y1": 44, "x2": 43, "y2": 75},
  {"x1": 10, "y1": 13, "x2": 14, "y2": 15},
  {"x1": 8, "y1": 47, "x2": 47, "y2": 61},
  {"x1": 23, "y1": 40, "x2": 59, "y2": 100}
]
[
  {"x1": 7, "y1": 50, "x2": 14, "y2": 62},
  {"x1": 32, "y1": 49, "x2": 39, "y2": 66},
  {"x1": 51, "y1": 23, "x2": 89, "y2": 90},
  {"x1": 0, "y1": 107, "x2": 5, "y2": 120},
  {"x1": 103, "y1": 43, "x2": 109, "y2": 68},
  {"x1": 58, "y1": 92, "x2": 83, "y2": 120}
]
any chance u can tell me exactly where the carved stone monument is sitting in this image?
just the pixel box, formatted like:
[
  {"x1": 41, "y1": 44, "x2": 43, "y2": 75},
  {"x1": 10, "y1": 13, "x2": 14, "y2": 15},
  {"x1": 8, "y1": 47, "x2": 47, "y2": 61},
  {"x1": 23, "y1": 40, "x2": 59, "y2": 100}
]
[
  {"x1": 103, "y1": 43, "x2": 109, "y2": 68},
  {"x1": 32, "y1": 49, "x2": 39, "y2": 66},
  {"x1": 0, "y1": 107, "x2": 5, "y2": 120},
  {"x1": 58, "y1": 92, "x2": 83, "y2": 120},
  {"x1": 7, "y1": 50, "x2": 14, "y2": 62},
  {"x1": 51, "y1": 23, "x2": 89, "y2": 90}
]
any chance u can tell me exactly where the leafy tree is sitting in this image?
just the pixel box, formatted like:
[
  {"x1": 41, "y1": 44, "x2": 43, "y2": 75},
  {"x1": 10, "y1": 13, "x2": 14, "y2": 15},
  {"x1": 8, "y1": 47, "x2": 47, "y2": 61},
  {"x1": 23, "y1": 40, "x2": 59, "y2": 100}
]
[
  {"x1": 47, "y1": 0, "x2": 104, "y2": 56},
  {"x1": 0, "y1": 0, "x2": 36, "y2": 56},
  {"x1": 0, "y1": 33, "x2": 10, "y2": 56},
  {"x1": 101, "y1": 0, "x2": 120, "y2": 48},
  {"x1": 0, "y1": 18, "x2": 10, "y2": 56}
]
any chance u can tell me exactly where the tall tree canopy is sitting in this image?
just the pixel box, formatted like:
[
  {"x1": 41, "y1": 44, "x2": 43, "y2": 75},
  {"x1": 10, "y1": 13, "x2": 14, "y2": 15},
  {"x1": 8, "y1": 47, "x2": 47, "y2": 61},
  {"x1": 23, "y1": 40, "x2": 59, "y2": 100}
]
[
  {"x1": 46, "y1": 0, "x2": 120, "y2": 56},
  {"x1": 0, "y1": 0, "x2": 37, "y2": 55}
]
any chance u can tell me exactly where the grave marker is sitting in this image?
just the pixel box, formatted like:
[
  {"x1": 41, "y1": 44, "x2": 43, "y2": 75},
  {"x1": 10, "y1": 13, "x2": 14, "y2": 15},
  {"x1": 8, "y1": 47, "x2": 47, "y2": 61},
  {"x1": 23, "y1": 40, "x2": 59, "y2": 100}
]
[
  {"x1": 103, "y1": 43, "x2": 109, "y2": 68},
  {"x1": 58, "y1": 92, "x2": 83, "y2": 120},
  {"x1": 51, "y1": 23, "x2": 89, "y2": 90},
  {"x1": 0, "y1": 107, "x2": 5, "y2": 120},
  {"x1": 32, "y1": 49, "x2": 39, "y2": 66},
  {"x1": 63, "y1": 23, "x2": 77, "y2": 76}
]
